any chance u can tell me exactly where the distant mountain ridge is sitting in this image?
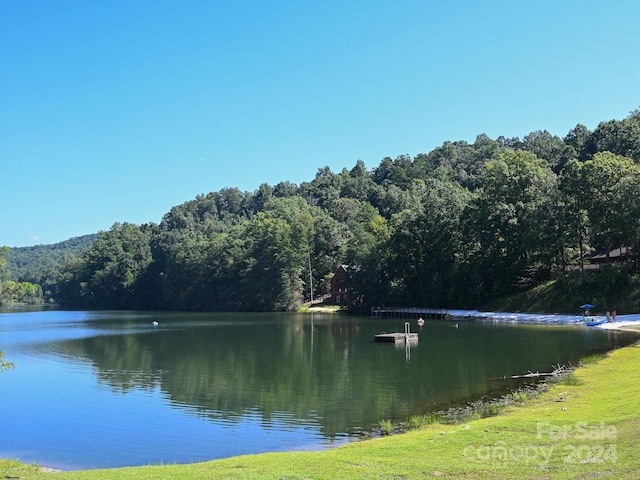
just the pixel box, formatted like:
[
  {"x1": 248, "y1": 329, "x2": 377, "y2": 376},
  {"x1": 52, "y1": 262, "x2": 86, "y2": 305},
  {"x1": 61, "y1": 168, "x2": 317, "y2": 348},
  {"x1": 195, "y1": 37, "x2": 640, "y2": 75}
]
[{"x1": 5, "y1": 234, "x2": 98, "y2": 284}]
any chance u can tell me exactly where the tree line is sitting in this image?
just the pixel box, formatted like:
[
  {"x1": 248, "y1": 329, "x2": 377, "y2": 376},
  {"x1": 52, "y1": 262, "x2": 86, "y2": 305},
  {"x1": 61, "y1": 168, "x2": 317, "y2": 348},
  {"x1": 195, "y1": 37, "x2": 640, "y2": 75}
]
[
  {"x1": 1, "y1": 235, "x2": 97, "y2": 306},
  {"x1": 0, "y1": 246, "x2": 40, "y2": 305},
  {"x1": 6, "y1": 109, "x2": 640, "y2": 311}
]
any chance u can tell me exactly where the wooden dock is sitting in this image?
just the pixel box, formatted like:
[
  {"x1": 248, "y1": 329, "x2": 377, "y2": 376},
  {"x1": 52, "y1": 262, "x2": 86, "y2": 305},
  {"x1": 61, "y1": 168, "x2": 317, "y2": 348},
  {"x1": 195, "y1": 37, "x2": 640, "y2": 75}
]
[{"x1": 371, "y1": 306, "x2": 450, "y2": 320}]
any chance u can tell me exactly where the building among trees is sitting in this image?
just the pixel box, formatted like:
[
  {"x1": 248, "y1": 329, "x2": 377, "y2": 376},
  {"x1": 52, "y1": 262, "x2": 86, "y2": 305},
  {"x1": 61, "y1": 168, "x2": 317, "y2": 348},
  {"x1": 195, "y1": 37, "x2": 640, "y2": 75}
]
[{"x1": 329, "y1": 265, "x2": 349, "y2": 304}]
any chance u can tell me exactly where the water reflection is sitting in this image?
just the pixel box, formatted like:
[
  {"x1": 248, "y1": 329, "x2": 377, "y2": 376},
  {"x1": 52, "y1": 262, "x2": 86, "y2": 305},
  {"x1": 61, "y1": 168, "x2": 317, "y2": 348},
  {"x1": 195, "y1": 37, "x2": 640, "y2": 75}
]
[
  {"x1": 0, "y1": 310, "x2": 637, "y2": 470},
  {"x1": 52, "y1": 312, "x2": 637, "y2": 432}
]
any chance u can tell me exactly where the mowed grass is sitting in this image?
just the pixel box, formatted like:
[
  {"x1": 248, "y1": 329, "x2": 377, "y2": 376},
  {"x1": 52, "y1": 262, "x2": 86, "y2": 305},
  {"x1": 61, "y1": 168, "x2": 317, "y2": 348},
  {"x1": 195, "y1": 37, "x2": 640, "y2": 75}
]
[{"x1": 3, "y1": 342, "x2": 640, "y2": 479}]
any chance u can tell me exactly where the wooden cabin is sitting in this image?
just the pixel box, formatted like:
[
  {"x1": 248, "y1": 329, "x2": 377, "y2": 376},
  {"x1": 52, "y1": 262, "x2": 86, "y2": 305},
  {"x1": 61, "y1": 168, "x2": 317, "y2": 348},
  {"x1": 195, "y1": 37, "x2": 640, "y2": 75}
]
[
  {"x1": 581, "y1": 247, "x2": 631, "y2": 270},
  {"x1": 329, "y1": 264, "x2": 349, "y2": 304}
]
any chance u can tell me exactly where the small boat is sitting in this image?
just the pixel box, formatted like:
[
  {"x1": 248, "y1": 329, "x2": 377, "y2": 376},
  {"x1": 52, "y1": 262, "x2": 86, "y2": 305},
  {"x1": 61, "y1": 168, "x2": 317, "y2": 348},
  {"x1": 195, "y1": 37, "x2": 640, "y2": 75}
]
[
  {"x1": 584, "y1": 318, "x2": 605, "y2": 327},
  {"x1": 417, "y1": 317, "x2": 424, "y2": 327}
]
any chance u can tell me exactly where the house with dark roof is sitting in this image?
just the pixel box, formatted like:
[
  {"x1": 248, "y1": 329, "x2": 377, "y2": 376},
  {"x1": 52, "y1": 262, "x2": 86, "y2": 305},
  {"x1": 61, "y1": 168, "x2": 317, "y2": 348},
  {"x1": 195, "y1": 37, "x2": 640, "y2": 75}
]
[
  {"x1": 580, "y1": 247, "x2": 632, "y2": 270},
  {"x1": 329, "y1": 265, "x2": 349, "y2": 304}
]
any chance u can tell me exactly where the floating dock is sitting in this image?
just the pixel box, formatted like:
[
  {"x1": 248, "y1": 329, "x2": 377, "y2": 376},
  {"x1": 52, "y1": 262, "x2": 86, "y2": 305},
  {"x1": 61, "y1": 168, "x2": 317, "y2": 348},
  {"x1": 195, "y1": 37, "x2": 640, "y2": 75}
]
[
  {"x1": 374, "y1": 322, "x2": 418, "y2": 344},
  {"x1": 374, "y1": 332, "x2": 419, "y2": 343}
]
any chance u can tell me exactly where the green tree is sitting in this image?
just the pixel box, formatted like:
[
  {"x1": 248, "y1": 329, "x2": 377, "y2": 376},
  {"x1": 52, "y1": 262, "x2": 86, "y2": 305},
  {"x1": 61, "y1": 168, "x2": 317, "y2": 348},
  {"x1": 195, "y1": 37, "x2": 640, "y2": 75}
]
[
  {"x1": 580, "y1": 152, "x2": 640, "y2": 260},
  {"x1": 299, "y1": 166, "x2": 342, "y2": 207},
  {"x1": 249, "y1": 183, "x2": 274, "y2": 213},
  {"x1": 342, "y1": 201, "x2": 391, "y2": 307},
  {"x1": 422, "y1": 136, "x2": 498, "y2": 190},
  {"x1": 558, "y1": 159, "x2": 591, "y2": 273},
  {"x1": 520, "y1": 129, "x2": 575, "y2": 173},
  {"x1": 0, "y1": 245, "x2": 16, "y2": 366},
  {"x1": 150, "y1": 226, "x2": 211, "y2": 310},
  {"x1": 200, "y1": 224, "x2": 250, "y2": 310},
  {"x1": 2, "y1": 281, "x2": 42, "y2": 303},
  {"x1": 3, "y1": 235, "x2": 97, "y2": 303},
  {"x1": 272, "y1": 181, "x2": 299, "y2": 198},
  {"x1": 341, "y1": 159, "x2": 377, "y2": 202},
  {"x1": 0, "y1": 350, "x2": 14, "y2": 371},
  {"x1": 564, "y1": 123, "x2": 591, "y2": 161},
  {"x1": 71, "y1": 223, "x2": 154, "y2": 309},
  {"x1": 468, "y1": 150, "x2": 558, "y2": 296},
  {"x1": 0, "y1": 246, "x2": 8, "y2": 305},
  {"x1": 387, "y1": 179, "x2": 470, "y2": 306},
  {"x1": 242, "y1": 197, "x2": 313, "y2": 310},
  {"x1": 0, "y1": 245, "x2": 9, "y2": 280},
  {"x1": 584, "y1": 109, "x2": 640, "y2": 161},
  {"x1": 308, "y1": 209, "x2": 350, "y2": 298},
  {"x1": 0, "y1": 247, "x2": 43, "y2": 305}
]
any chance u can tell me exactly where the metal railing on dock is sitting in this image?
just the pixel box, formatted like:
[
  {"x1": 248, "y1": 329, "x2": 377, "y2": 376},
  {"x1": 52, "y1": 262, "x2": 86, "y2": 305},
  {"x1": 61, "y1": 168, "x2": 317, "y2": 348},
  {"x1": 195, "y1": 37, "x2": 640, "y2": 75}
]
[{"x1": 371, "y1": 306, "x2": 451, "y2": 320}]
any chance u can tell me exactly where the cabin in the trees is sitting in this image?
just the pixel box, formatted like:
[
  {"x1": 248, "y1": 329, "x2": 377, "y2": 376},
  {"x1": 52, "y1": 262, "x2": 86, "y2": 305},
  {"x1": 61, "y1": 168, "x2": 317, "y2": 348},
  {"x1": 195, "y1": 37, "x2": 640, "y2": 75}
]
[
  {"x1": 581, "y1": 247, "x2": 632, "y2": 270},
  {"x1": 329, "y1": 265, "x2": 349, "y2": 304}
]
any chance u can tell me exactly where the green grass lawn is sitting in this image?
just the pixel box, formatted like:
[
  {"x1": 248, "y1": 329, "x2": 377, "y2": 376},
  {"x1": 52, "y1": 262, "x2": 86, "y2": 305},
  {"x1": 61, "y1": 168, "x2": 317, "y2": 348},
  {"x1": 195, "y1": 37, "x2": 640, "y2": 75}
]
[{"x1": 3, "y1": 342, "x2": 640, "y2": 479}]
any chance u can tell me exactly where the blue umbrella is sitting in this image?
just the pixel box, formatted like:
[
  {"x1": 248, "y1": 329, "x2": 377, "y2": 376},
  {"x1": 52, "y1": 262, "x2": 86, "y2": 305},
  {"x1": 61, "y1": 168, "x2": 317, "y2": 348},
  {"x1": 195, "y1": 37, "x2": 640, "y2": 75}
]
[{"x1": 580, "y1": 304, "x2": 595, "y2": 309}]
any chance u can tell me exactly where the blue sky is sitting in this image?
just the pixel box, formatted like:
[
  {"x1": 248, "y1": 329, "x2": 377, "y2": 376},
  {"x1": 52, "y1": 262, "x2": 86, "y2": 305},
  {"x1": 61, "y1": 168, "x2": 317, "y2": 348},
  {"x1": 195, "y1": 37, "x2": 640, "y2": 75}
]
[{"x1": 2, "y1": 1, "x2": 639, "y2": 248}]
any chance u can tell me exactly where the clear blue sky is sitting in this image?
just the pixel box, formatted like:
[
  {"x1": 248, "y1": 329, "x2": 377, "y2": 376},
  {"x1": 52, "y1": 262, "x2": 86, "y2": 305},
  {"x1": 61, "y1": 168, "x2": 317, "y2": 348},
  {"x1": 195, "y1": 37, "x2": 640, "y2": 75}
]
[{"x1": 2, "y1": 0, "x2": 639, "y2": 248}]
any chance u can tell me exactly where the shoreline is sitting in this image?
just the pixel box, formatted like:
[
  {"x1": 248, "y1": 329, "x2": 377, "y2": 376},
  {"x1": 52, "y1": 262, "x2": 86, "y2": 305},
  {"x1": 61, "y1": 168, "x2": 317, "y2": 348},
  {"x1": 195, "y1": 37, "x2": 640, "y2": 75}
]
[
  {"x1": 597, "y1": 319, "x2": 640, "y2": 332},
  {"x1": 447, "y1": 309, "x2": 640, "y2": 329}
]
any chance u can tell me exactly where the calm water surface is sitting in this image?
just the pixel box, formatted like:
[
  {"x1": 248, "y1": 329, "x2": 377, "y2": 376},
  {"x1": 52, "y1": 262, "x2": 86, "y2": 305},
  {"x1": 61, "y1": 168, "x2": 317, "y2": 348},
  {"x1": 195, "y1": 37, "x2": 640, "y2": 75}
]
[{"x1": 0, "y1": 309, "x2": 635, "y2": 470}]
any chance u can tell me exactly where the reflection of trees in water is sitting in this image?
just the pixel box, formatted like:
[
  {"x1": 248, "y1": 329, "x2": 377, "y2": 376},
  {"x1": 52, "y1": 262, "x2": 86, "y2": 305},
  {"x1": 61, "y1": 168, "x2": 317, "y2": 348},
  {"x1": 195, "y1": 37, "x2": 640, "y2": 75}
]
[
  {"x1": 58, "y1": 319, "x2": 633, "y2": 436},
  {"x1": 59, "y1": 319, "x2": 393, "y2": 436},
  {"x1": 62, "y1": 333, "x2": 164, "y2": 394}
]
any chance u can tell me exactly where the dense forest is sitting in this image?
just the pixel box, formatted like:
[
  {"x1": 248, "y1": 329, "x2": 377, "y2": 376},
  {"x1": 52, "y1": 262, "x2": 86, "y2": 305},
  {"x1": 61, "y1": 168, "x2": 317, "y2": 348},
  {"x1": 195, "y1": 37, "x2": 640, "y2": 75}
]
[
  {"x1": 0, "y1": 235, "x2": 96, "y2": 305},
  {"x1": 3, "y1": 109, "x2": 640, "y2": 311}
]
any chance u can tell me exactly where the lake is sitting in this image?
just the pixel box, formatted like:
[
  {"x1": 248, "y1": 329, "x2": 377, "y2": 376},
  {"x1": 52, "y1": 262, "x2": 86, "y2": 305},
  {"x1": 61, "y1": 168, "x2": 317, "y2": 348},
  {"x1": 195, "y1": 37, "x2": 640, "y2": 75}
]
[{"x1": 0, "y1": 309, "x2": 635, "y2": 470}]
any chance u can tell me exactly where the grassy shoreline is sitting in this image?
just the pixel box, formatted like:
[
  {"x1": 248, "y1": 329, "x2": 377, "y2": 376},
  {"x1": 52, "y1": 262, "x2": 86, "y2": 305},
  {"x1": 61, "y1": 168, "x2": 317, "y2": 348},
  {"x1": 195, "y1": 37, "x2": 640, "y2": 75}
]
[{"x1": 3, "y1": 336, "x2": 640, "y2": 479}]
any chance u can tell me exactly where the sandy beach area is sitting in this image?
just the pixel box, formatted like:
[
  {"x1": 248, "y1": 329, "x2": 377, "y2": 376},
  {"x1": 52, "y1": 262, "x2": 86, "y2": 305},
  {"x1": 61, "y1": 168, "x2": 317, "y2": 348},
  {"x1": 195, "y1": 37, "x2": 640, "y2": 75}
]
[
  {"x1": 597, "y1": 314, "x2": 640, "y2": 331},
  {"x1": 442, "y1": 309, "x2": 640, "y2": 332}
]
